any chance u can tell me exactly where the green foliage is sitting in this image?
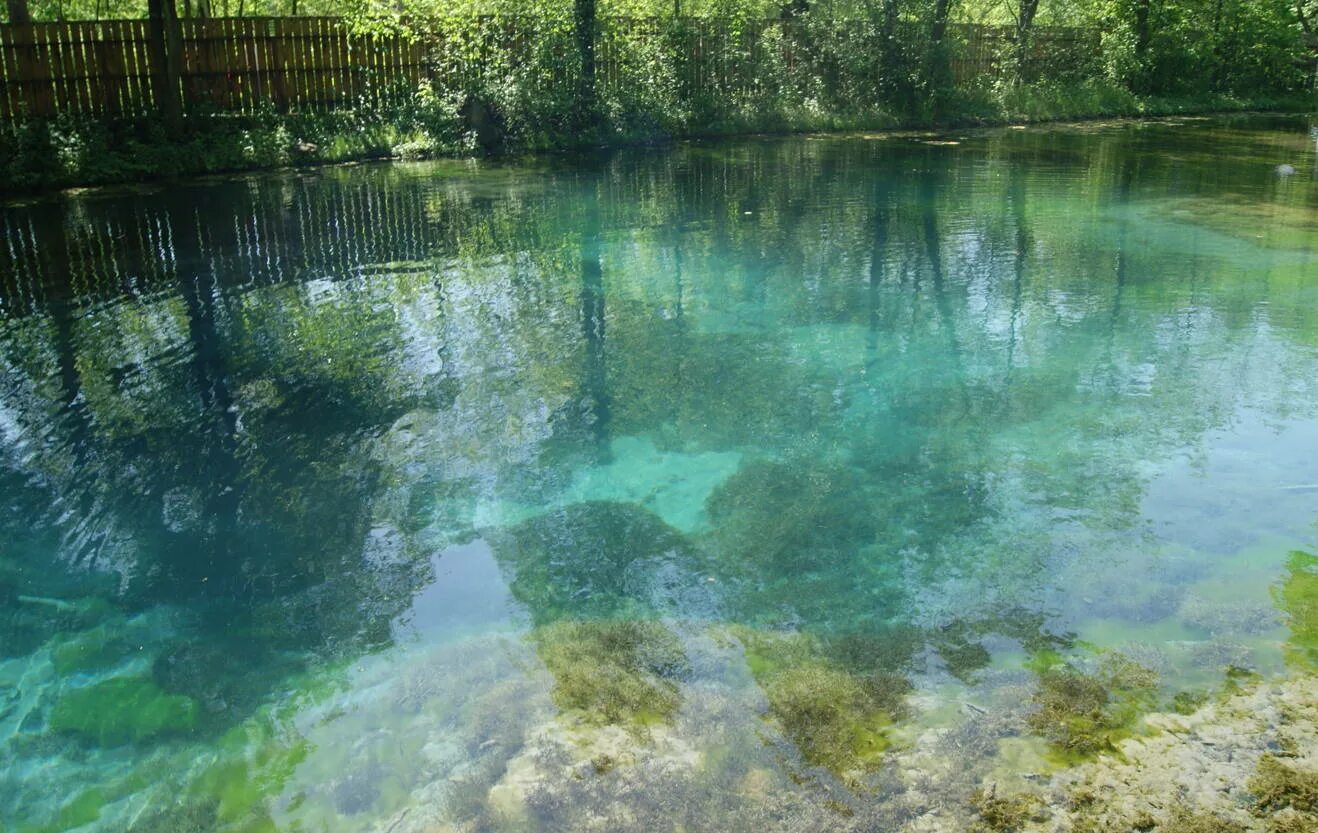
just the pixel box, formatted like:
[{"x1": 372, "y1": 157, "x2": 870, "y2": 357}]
[
  {"x1": 49, "y1": 676, "x2": 200, "y2": 745},
  {"x1": 532, "y1": 618, "x2": 689, "y2": 727},
  {"x1": 1, "y1": 0, "x2": 1312, "y2": 192}
]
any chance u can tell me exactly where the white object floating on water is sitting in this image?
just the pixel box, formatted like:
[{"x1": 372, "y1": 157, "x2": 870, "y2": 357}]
[{"x1": 1276, "y1": 164, "x2": 1296, "y2": 176}]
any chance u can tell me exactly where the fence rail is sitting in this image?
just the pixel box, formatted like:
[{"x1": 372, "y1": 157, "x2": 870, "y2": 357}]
[{"x1": 0, "y1": 17, "x2": 1100, "y2": 120}]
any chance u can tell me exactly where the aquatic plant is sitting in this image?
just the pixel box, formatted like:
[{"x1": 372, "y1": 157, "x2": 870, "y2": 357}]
[
  {"x1": 1272, "y1": 551, "x2": 1317, "y2": 670},
  {"x1": 1156, "y1": 806, "x2": 1248, "y2": 833},
  {"x1": 1249, "y1": 754, "x2": 1318, "y2": 816},
  {"x1": 48, "y1": 676, "x2": 200, "y2": 746},
  {"x1": 968, "y1": 787, "x2": 1045, "y2": 833},
  {"x1": 1025, "y1": 652, "x2": 1158, "y2": 760},
  {"x1": 737, "y1": 628, "x2": 911, "y2": 778},
  {"x1": 934, "y1": 610, "x2": 1073, "y2": 683},
  {"x1": 533, "y1": 618, "x2": 688, "y2": 728}
]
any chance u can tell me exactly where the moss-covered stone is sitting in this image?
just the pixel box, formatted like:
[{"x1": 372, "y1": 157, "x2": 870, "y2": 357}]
[
  {"x1": 49, "y1": 676, "x2": 200, "y2": 746},
  {"x1": 533, "y1": 619, "x2": 688, "y2": 728}
]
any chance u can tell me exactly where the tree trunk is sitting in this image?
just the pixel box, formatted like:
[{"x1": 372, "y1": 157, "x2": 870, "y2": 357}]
[
  {"x1": 1133, "y1": 0, "x2": 1151, "y2": 61},
  {"x1": 1015, "y1": 0, "x2": 1040, "y2": 84},
  {"x1": 1132, "y1": 0, "x2": 1152, "y2": 91},
  {"x1": 6, "y1": 0, "x2": 31, "y2": 25},
  {"x1": 927, "y1": 0, "x2": 958, "y2": 115},
  {"x1": 575, "y1": 0, "x2": 597, "y2": 120},
  {"x1": 147, "y1": 0, "x2": 184, "y2": 134}
]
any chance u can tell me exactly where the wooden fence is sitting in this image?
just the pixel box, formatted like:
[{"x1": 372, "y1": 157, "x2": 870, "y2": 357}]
[{"x1": 0, "y1": 17, "x2": 1100, "y2": 120}]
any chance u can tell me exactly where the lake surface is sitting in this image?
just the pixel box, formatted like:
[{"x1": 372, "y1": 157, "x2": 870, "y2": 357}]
[{"x1": 0, "y1": 115, "x2": 1315, "y2": 833}]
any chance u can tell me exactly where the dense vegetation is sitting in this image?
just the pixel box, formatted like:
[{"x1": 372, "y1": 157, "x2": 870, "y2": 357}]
[{"x1": 0, "y1": 1, "x2": 1314, "y2": 191}]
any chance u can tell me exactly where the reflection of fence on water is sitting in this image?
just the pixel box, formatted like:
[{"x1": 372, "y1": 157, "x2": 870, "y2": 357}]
[
  {"x1": 0, "y1": 16, "x2": 1100, "y2": 119},
  {"x1": 0, "y1": 175, "x2": 446, "y2": 316}
]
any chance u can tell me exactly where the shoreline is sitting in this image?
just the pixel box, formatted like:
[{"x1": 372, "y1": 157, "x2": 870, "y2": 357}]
[{"x1": 1, "y1": 98, "x2": 1312, "y2": 201}]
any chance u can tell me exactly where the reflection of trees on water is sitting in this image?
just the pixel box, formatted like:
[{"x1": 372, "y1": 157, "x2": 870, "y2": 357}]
[{"x1": 0, "y1": 121, "x2": 1313, "y2": 755}]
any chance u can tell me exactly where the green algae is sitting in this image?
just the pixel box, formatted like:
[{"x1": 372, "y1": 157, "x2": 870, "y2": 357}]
[
  {"x1": 42, "y1": 788, "x2": 105, "y2": 833},
  {"x1": 532, "y1": 619, "x2": 688, "y2": 728},
  {"x1": 48, "y1": 677, "x2": 199, "y2": 746},
  {"x1": 1171, "y1": 690, "x2": 1211, "y2": 715},
  {"x1": 736, "y1": 628, "x2": 911, "y2": 777},
  {"x1": 1026, "y1": 652, "x2": 1158, "y2": 762},
  {"x1": 1272, "y1": 551, "x2": 1318, "y2": 670},
  {"x1": 968, "y1": 787, "x2": 1045, "y2": 833},
  {"x1": 180, "y1": 719, "x2": 311, "y2": 832},
  {"x1": 1156, "y1": 806, "x2": 1248, "y2": 833},
  {"x1": 935, "y1": 611, "x2": 1073, "y2": 683},
  {"x1": 763, "y1": 663, "x2": 900, "y2": 775},
  {"x1": 1249, "y1": 754, "x2": 1318, "y2": 816}
]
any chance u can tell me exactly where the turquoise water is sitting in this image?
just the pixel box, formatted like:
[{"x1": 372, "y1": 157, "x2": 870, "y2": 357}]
[{"x1": 0, "y1": 115, "x2": 1315, "y2": 833}]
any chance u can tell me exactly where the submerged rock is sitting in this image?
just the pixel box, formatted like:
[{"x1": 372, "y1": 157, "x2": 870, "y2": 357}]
[
  {"x1": 986, "y1": 674, "x2": 1318, "y2": 833},
  {"x1": 486, "y1": 501, "x2": 704, "y2": 623}
]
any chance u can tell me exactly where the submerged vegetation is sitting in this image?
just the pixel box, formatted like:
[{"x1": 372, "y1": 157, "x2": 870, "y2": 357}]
[
  {"x1": 533, "y1": 619, "x2": 689, "y2": 727},
  {"x1": 736, "y1": 628, "x2": 911, "y2": 776},
  {"x1": 1274, "y1": 551, "x2": 1317, "y2": 670},
  {"x1": 1025, "y1": 652, "x2": 1159, "y2": 760},
  {"x1": 49, "y1": 676, "x2": 200, "y2": 746}
]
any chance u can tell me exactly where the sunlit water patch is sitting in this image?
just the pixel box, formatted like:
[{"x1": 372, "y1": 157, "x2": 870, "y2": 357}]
[{"x1": 0, "y1": 114, "x2": 1315, "y2": 833}]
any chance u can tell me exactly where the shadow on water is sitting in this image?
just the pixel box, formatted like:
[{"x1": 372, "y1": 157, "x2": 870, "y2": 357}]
[{"x1": 0, "y1": 113, "x2": 1314, "y2": 832}]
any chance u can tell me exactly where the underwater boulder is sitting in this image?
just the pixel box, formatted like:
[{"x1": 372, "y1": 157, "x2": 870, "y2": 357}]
[
  {"x1": 705, "y1": 459, "x2": 881, "y2": 572},
  {"x1": 486, "y1": 501, "x2": 703, "y2": 624}
]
